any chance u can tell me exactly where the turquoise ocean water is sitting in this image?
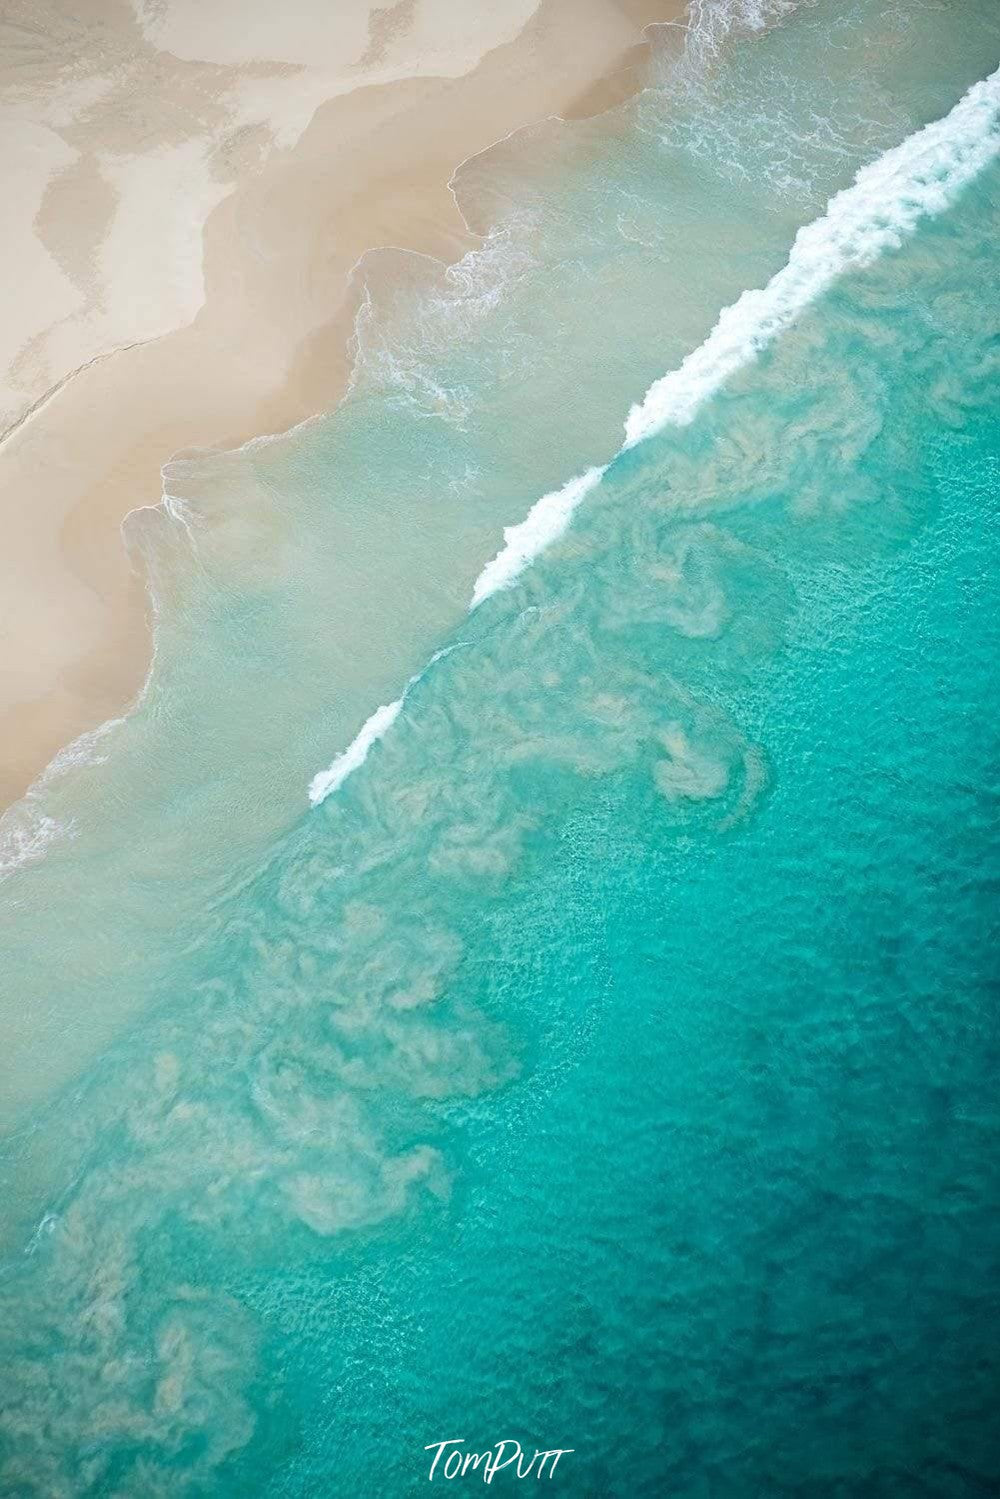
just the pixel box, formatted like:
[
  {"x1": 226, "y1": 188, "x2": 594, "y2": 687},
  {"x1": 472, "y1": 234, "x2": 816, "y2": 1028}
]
[{"x1": 1, "y1": 1, "x2": 999, "y2": 1491}]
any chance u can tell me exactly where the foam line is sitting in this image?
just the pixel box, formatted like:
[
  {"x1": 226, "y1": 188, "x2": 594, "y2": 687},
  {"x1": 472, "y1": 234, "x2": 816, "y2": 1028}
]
[
  {"x1": 469, "y1": 466, "x2": 607, "y2": 609},
  {"x1": 624, "y1": 65, "x2": 1000, "y2": 446},
  {"x1": 308, "y1": 700, "x2": 404, "y2": 806},
  {"x1": 309, "y1": 646, "x2": 462, "y2": 806}
]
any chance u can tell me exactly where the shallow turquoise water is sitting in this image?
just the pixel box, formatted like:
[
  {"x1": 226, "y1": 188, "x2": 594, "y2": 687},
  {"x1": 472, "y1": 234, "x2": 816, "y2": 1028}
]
[{"x1": 1, "y1": 1, "x2": 999, "y2": 1493}]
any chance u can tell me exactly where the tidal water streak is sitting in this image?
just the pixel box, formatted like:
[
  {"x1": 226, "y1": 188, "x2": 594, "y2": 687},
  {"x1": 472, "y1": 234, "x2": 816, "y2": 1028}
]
[{"x1": 1, "y1": 0, "x2": 999, "y2": 1493}]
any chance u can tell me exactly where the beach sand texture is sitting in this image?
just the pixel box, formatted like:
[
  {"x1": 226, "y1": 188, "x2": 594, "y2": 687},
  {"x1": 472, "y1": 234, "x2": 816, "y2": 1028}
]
[{"x1": 0, "y1": 0, "x2": 684, "y2": 810}]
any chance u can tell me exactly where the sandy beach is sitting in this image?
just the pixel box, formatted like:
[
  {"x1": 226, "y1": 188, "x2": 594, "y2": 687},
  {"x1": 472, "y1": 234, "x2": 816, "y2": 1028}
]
[{"x1": 0, "y1": 0, "x2": 684, "y2": 810}]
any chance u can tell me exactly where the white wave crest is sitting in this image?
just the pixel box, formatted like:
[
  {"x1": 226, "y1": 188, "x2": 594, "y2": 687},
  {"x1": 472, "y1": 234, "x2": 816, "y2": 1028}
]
[
  {"x1": 625, "y1": 65, "x2": 1000, "y2": 447},
  {"x1": 469, "y1": 466, "x2": 607, "y2": 609},
  {"x1": 309, "y1": 646, "x2": 463, "y2": 806},
  {"x1": 308, "y1": 699, "x2": 405, "y2": 806}
]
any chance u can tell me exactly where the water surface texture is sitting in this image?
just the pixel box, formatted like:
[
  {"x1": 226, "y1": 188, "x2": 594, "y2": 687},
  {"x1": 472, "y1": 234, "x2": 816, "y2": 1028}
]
[{"x1": 1, "y1": 1, "x2": 999, "y2": 1493}]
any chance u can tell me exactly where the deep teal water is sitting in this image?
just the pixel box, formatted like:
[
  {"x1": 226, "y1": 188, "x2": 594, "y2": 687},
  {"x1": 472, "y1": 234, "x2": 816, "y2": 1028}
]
[{"x1": 1, "y1": 2, "x2": 999, "y2": 1493}]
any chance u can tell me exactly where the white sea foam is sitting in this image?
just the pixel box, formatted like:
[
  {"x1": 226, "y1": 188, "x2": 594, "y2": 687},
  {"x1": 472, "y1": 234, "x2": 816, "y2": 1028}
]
[
  {"x1": 0, "y1": 810, "x2": 68, "y2": 880},
  {"x1": 308, "y1": 699, "x2": 404, "y2": 806},
  {"x1": 624, "y1": 65, "x2": 1000, "y2": 447},
  {"x1": 469, "y1": 466, "x2": 607, "y2": 609},
  {"x1": 309, "y1": 646, "x2": 463, "y2": 806},
  {"x1": 682, "y1": 0, "x2": 802, "y2": 69},
  {"x1": 0, "y1": 715, "x2": 124, "y2": 879}
]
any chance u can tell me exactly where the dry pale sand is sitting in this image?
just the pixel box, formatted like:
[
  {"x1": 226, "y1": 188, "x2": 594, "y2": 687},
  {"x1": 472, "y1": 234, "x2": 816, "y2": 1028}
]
[{"x1": 0, "y1": 0, "x2": 686, "y2": 810}]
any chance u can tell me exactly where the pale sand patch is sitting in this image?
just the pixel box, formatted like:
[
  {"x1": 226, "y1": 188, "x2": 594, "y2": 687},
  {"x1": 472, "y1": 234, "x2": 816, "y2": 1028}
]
[{"x1": 0, "y1": 0, "x2": 686, "y2": 809}]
